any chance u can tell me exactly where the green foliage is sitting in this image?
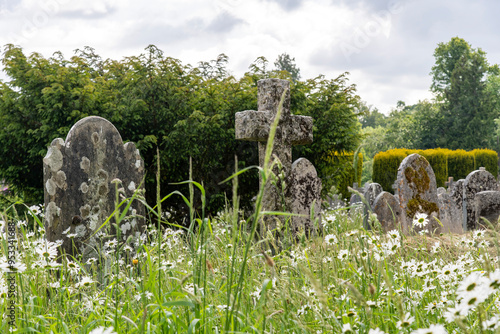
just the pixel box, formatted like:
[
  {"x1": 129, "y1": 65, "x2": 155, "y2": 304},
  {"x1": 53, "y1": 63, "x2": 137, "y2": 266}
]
[
  {"x1": 0, "y1": 45, "x2": 361, "y2": 214},
  {"x1": 372, "y1": 149, "x2": 409, "y2": 193},
  {"x1": 273, "y1": 53, "x2": 301, "y2": 82},
  {"x1": 323, "y1": 152, "x2": 362, "y2": 200},
  {"x1": 447, "y1": 150, "x2": 475, "y2": 180},
  {"x1": 432, "y1": 37, "x2": 497, "y2": 150},
  {"x1": 420, "y1": 149, "x2": 447, "y2": 188},
  {"x1": 472, "y1": 149, "x2": 498, "y2": 178},
  {"x1": 373, "y1": 148, "x2": 498, "y2": 192}
]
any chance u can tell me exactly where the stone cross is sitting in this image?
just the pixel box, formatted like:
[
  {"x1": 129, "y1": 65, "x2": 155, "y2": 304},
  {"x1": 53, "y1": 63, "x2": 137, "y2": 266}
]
[
  {"x1": 235, "y1": 79, "x2": 316, "y2": 235},
  {"x1": 43, "y1": 116, "x2": 146, "y2": 260},
  {"x1": 445, "y1": 177, "x2": 454, "y2": 190}
]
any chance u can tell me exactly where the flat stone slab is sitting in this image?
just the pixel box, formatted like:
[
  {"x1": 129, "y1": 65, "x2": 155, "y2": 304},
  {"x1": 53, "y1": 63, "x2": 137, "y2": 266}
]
[{"x1": 43, "y1": 116, "x2": 146, "y2": 258}]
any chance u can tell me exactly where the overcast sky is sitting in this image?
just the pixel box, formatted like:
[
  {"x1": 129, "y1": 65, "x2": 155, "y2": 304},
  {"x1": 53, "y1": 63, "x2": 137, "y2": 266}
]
[{"x1": 1, "y1": 0, "x2": 499, "y2": 115}]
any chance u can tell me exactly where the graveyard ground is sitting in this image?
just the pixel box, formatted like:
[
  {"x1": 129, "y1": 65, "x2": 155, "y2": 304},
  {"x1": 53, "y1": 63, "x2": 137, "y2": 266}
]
[{"x1": 1, "y1": 194, "x2": 500, "y2": 333}]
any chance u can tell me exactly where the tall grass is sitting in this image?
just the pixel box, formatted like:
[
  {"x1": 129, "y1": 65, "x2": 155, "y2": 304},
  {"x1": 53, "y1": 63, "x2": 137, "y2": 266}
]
[{"x1": 2, "y1": 92, "x2": 500, "y2": 333}]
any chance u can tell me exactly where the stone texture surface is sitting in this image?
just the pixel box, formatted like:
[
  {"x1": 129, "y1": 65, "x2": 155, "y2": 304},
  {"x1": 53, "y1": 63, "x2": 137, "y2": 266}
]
[
  {"x1": 463, "y1": 169, "x2": 497, "y2": 230},
  {"x1": 396, "y1": 154, "x2": 440, "y2": 234},
  {"x1": 372, "y1": 191, "x2": 401, "y2": 232},
  {"x1": 43, "y1": 116, "x2": 146, "y2": 258},
  {"x1": 363, "y1": 183, "x2": 383, "y2": 209},
  {"x1": 235, "y1": 79, "x2": 318, "y2": 234},
  {"x1": 288, "y1": 158, "x2": 322, "y2": 236},
  {"x1": 437, "y1": 187, "x2": 446, "y2": 196},
  {"x1": 474, "y1": 190, "x2": 500, "y2": 227},
  {"x1": 438, "y1": 192, "x2": 463, "y2": 234}
]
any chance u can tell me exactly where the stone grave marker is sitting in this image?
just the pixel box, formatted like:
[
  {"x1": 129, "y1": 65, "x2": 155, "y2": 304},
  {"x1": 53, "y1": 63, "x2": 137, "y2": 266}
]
[
  {"x1": 235, "y1": 79, "x2": 319, "y2": 235},
  {"x1": 445, "y1": 177, "x2": 454, "y2": 191},
  {"x1": 462, "y1": 168, "x2": 497, "y2": 230},
  {"x1": 474, "y1": 191, "x2": 500, "y2": 227},
  {"x1": 43, "y1": 116, "x2": 146, "y2": 259},
  {"x1": 364, "y1": 183, "x2": 383, "y2": 209},
  {"x1": 287, "y1": 158, "x2": 322, "y2": 236},
  {"x1": 437, "y1": 187, "x2": 446, "y2": 196},
  {"x1": 372, "y1": 191, "x2": 401, "y2": 232},
  {"x1": 437, "y1": 192, "x2": 463, "y2": 234},
  {"x1": 396, "y1": 154, "x2": 441, "y2": 234}
]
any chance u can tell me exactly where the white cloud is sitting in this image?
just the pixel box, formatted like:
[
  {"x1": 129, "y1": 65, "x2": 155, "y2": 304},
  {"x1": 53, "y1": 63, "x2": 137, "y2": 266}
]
[{"x1": 0, "y1": 0, "x2": 499, "y2": 115}]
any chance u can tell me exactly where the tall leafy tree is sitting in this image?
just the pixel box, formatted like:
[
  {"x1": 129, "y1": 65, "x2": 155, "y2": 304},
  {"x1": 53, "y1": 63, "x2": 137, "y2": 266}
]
[
  {"x1": 431, "y1": 37, "x2": 496, "y2": 149},
  {"x1": 274, "y1": 53, "x2": 301, "y2": 82}
]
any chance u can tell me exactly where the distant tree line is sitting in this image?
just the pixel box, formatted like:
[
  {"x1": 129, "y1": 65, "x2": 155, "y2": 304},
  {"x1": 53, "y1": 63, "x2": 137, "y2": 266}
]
[
  {"x1": 0, "y1": 45, "x2": 362, "y2": 216},
  {"x1": 359, "y1": 37, "x2": 500, "y2": 183}
]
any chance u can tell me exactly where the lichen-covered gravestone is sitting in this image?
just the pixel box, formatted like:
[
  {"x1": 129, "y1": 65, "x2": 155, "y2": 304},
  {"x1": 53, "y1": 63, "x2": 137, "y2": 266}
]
[
  {"x1": 396, "y1": 154, "x2": 441, "y2": 234},
  {"x1": 372, "y1": 191, "x2": 401, "y2": 232},
  {"x1": 364, "y1": 183, "x2": 383, "y2": 209},
  {"x1": 287, "y1": 158, "x2": 322, "y2": 236},
  {"x1": 463, "y1": 168, "x2": 497, "y2": 230},
  {"x1": 43, "y1": 116, "x2": 146, "y2": 258},
  {"x1": 235, "y1": 79, "x2": 320, "y2": 236}
]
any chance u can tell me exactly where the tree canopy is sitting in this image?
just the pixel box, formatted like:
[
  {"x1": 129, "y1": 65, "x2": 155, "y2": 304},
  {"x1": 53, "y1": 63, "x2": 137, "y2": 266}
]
[{"x1": 0, "y1": 45, "x2": 362, "y2": 214}]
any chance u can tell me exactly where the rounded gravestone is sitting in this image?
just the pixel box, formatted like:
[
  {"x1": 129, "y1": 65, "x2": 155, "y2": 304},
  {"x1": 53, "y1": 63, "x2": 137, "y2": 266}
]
[
  {"x1": 463, "y1": 169, "x2": 497, "y2": 230},
  {"x1": 372, "y1": 191, "x2": 401, "y2": 232},
  {"x1": 473, "y1": 190, "x2": 500, "y2": 228},
  {"x1": 396, "y1": 154, "x2": 440, "y2": 234},
  {"x1": 43, "y1": 116, "x2": 146, "y2": 259}
]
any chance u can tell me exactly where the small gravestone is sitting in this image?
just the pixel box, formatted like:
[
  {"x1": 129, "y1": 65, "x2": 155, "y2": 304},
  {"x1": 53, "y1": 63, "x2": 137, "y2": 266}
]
[
  {"x1": 43, "y1": 116, "x2": 146, "y2": 258},
  {"x1": 438, "y1": 192, "x2": 463, "y2": 234},
  {"x1": 474, "y1": 191, "x2": 500, "y2": 227},
  {"x1": 372, "y1": 191, "x2": 401, "y2": 232},
  {"x1": 396, "y1": 154, "x2": 440, "y2": 234},
  {"x1": 463, "y1": 169, "x2": 497, "y2": 230},
  {"x1": 349, "y1": 182, "x2": 362, "y2": 206},
  {"x1": 450, "y1": 179, "x2": 465, "y2": 211},
  {"x1": 445, "y1": 177, "x2": 454, "y2": 191},
  {"x1": 288, "y1": 158, "x2": 322, "y2": 236},
  {"x1": 235, "y1": 79, "x2": 318, "y2": 235}
]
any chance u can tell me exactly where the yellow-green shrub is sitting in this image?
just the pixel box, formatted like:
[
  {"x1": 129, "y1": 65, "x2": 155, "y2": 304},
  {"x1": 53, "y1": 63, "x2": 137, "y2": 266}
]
[
  {"x1": 447, "y1": 150, "x2": 475, "y2": 180},
  {"x1": 372, "y1": 149, "x2": 410, "y2": 193},
  {"x1": 421, "y1": 149, "x2": 448, "y2": 188},
  {"x1": 373, "y1": 148, "x2": 498, "y2": 193},
  {"x1": 324, "y1": 152, "x2": 362, "y2": 200},
  {"x1": 473, "y1": 149, "x2": 498, "y2": 178}
]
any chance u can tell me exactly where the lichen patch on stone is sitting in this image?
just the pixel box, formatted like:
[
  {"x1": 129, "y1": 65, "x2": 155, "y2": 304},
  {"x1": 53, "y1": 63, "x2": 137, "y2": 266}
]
[
  {"x1": 80, "y1": 157, "x2": 90, "y2": 171},
  {"x1": 43, "y1": 145, "x2": 64, "y2": 172},
  {"x1": 79, "y1": 182, "x2": 89, "y2": 194},
  {"x1": 46, "y1": 178, "x2": 56, "y2": 196}
]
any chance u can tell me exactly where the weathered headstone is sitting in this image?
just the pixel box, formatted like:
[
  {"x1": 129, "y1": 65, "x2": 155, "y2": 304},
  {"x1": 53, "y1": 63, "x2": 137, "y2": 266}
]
[
  {"x1": 349, "y1": 182, "x2": 362, "y2": 206},
  {"x1": 463, "y1": 169, "x2": 497, "y2": 230},
  {"x1": 396, "y1": 154, "x2": 440, "y2": 234},
  {"x1": 235, "y1": 79, "x2": 318, "y2": 235},
  {"x1": 437, "y1": 187, "x2": 446, "y2": 196},
  {"x1": 43, "y1": 116, "x2": 146, "y2": 259},
  {"x1": 372, "y1": 191, "x2": 401, "y2": 232},
  {"x1": 473, "y1": 190, "x2": 500, "y2": 227},
  {"x1": 445, "y1": 177, "x2": 454, "y2": 191},
  {"x1": 364, "y1": 183, "x2": 383, "y2": 209},
  {"x1": 438, "y1": 192, "x2": 463, "y2": 234},
  {"x1": 288, "y1": 158, "x2": 322, "y2": 236}
]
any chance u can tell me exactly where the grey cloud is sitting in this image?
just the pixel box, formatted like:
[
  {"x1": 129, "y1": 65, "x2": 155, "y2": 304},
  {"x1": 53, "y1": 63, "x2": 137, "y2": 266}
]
[
  {"x1": 58, "y1": 6, "x2": 117, "y2": 20},
  {"x1": 207, "y1": 11, "x2": 244, "y2": 33},
  {"x1": 265, "y1": 0, "x2": 304, "y2": 11},
  {"x1": 122, "y1": 11, "x2": 244, "y2": 48}
]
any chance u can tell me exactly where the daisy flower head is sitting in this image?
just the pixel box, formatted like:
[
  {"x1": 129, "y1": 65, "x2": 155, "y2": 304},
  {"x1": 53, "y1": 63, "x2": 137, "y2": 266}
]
[
  {"x1": 368, "y1": 328, "x2": 387, "y2": 334},
  {"x1": 412, "y1": 213, "x2": 429, "y2": 228},
  {"x1": 397, "y1": 312, "x2": 415, "y2": 329},
  {"x1": 324, "y1": 234, "x2": 338, "y2": 245},
  {"x1": 89, "y1": 327, "x2": 117, "y2": 334},
  {"x1": 410, "y1": 324, "x2": 447, "y2": 334}
]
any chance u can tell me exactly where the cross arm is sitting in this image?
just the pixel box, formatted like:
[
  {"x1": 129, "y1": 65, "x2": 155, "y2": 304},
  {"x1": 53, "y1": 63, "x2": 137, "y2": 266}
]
[
  {"x1": 235, "y1": 110, "x2": 272, "y2": 141},
  {"x1": 290, "y1": 115, "x2": 313, "y2": 145}
]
